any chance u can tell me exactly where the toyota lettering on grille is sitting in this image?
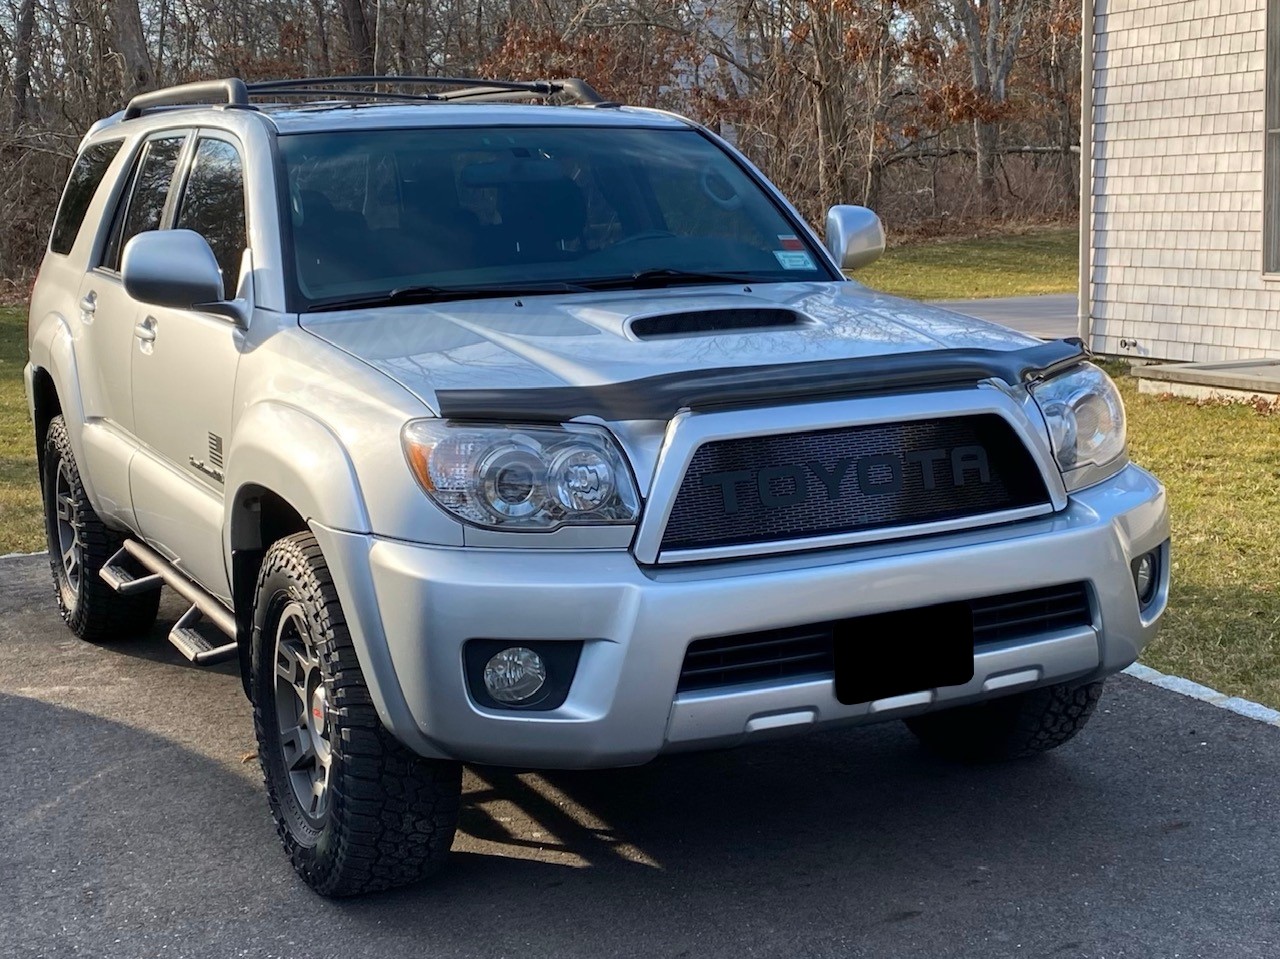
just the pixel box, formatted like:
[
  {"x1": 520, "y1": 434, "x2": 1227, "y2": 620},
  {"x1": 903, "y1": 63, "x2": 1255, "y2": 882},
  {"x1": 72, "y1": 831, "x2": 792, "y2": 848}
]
[{"x1": 701, "y1": 445, "x2": 991, "y2": 514}]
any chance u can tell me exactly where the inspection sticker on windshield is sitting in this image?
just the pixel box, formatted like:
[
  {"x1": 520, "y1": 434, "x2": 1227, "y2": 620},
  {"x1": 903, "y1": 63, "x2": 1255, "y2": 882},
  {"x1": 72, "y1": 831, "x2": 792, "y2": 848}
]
[{"x1": 774, "y1": 249, "x2": 815, "y2": 270}]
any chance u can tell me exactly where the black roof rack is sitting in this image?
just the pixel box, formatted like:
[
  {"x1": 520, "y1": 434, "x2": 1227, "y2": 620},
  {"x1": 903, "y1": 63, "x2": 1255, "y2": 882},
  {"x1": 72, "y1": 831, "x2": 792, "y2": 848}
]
[
  {"x1": 122, "y1": 75, "x2": 605, "y2": 119},
  {"x1": 123, "y1": 78, "x2": 250, "y2": 120}
]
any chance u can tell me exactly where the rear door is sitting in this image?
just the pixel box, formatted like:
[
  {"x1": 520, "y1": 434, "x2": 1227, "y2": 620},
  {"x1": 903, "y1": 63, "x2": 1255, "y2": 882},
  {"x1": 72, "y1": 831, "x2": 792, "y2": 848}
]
[
  {"x1": 74, "y1": 131, "x2": 189, "y2": 527},
  {"x1": 129, "y1": 132, "x2": 250, "y2": 601}
]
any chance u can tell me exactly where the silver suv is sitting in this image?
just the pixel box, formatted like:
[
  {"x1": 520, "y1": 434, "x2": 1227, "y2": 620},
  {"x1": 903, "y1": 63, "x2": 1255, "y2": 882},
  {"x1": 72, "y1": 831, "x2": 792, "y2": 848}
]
[{"x1": 25, "y1": 76, "x2": 1169, "y2": 897}]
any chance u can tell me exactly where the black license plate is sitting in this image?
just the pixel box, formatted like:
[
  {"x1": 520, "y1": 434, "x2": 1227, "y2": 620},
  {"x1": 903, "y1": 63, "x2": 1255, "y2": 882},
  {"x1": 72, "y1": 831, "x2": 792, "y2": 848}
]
[{"x1": 834, "y1": 602, "x2": 975, "y2": 705}]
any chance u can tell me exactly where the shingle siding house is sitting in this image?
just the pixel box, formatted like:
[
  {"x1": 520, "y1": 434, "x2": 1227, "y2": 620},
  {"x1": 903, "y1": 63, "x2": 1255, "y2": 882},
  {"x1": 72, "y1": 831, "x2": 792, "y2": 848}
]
[{"x1": 1083, "y1": 0, "x2": 1280, "y2": 364}]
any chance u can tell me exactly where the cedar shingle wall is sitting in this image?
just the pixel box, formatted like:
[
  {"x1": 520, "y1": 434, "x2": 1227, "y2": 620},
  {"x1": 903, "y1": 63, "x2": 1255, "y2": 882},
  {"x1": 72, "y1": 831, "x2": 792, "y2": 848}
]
[{"x1": 1091, "y1": 0, "x2": 1280, "y2": 360}]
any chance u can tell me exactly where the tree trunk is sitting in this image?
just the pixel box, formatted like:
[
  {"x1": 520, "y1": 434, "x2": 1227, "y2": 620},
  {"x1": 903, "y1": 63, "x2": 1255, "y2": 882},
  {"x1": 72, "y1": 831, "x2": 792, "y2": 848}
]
[
  {"x1": 12, "y1": 0, "x2": 37, "y2": 125},
  {"x1": 310, "y1": 0, "x2": 332, "y2": 73},
  {"x1": 974, "y1": 118, "x2": 999, "y2": 213},
  {"x1": 339, "y1": 0, "x2": 376, "y2": 74},
  {"x1": 110, "y1": 0, "x2": 154, "y2": 96}
]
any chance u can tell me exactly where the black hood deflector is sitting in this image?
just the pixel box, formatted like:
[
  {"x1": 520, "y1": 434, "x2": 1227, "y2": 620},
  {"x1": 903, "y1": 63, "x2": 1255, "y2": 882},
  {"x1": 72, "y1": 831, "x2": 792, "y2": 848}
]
[{"x1": 434, "y1": 337, "x2": 1088, "y2": 422}]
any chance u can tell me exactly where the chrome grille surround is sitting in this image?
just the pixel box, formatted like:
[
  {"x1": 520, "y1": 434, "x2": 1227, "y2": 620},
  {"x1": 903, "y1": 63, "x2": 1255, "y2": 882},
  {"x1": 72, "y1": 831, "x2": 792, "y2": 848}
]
[{"x1": 632, "y1": 386, "x2": 1068, "y2": 565}]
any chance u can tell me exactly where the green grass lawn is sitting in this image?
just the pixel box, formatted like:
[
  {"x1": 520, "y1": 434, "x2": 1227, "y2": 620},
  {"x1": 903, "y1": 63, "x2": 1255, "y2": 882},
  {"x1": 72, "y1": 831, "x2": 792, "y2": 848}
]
[
  {"x1": 2, "y1": 283, "x2": 1279, "y2": 709},
  {"x1": 1117, "y1": 372, "x2": 1280, "y2": 709},
  {"x1": 0, "y1": 307, "x2": 41, "y2": 554},
  {"x1": 855, "y1": 228, "x2": 1078, "y2": 300}
]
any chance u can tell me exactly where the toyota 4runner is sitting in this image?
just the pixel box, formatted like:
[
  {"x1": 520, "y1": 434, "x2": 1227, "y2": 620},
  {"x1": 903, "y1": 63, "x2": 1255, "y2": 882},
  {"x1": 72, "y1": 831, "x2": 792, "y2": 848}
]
[{"x1": 25, "y1": 75, "x2": 1170, "y2": 897}]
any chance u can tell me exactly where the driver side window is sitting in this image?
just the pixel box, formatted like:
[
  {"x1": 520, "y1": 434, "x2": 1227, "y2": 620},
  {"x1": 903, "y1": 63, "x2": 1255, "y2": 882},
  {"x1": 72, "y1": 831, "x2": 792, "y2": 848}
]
[
  {"x1": 175, "y1": 137, "x2": 247, "y2": 292},
  {"x1": 100, "y1": 133, "x2": 187, "y2": 273}
]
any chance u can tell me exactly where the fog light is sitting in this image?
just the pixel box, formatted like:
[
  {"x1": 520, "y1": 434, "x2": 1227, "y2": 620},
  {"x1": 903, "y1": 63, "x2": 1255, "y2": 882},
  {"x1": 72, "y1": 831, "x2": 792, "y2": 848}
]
[
  {"x1": 1132, "y1": 551, "x2": 1158, "y2": 607},
  {"x1": 483, "y1": 647, "x2": 547, "y2": 704}
]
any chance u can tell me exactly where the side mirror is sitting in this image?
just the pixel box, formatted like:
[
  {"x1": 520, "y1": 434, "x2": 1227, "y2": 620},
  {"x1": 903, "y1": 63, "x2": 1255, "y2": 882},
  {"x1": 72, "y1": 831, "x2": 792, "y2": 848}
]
[
  {"x1": 825, "y1": 205, "x2": 886, "y2": 271},
  {"x1": 122, "y1": 229, "x2": 247, "y2": 327}
]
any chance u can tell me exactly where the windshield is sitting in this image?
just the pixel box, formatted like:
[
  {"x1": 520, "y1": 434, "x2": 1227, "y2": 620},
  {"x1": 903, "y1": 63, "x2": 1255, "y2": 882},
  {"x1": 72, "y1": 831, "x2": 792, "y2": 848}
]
[{"x1": 277, "y1": 125, "x2": 835, "y2": 310}]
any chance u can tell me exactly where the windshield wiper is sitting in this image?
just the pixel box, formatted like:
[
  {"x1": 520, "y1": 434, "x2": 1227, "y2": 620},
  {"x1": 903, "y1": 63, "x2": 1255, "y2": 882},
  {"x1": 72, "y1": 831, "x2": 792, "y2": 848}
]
[
  {"x1": 578, "y1": 268, "x2": 779, "y2": 291},
  {"x1": 306, "y1": 280, "x2": 590, "y2": 313}
]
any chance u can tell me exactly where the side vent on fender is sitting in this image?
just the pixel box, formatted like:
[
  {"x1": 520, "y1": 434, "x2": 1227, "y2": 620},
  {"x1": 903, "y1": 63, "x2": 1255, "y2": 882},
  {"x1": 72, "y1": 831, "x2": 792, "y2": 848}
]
[{"x1": 628, "y1": 308, "x2": 812, "y2": 339}]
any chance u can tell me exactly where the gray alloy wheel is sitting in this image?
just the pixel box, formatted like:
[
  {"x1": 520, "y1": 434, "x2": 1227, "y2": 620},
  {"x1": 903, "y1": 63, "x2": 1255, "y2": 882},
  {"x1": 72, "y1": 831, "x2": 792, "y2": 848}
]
[
  {"x1": 52, "y1": 459, "x2": 83, "y2": 597},
  {"x1": 41, "y1": 415, "x2": 160, "y2": 642},
  {"x1": 273, "y1": 601, "x2": 334, "y2": 825}
]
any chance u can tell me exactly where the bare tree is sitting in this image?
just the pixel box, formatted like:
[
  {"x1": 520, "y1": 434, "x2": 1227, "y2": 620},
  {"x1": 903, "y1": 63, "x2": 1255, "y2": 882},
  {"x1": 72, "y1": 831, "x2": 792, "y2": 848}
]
[
  {"x1": 945, "y1": 0, "x2": 1035, "y2": 211},
  {"x1": 10, "y1": 0, "x2": 36, "y2": 125},
  {"x1": 0, "y1": 0, "x2": 1082, "y2": 288},
  {"x1": 110, "y1": 0, "x2": 154, "y2": 95},
  {"x1": 339, "y1": 0, "x2": 375, "y2": 73}
]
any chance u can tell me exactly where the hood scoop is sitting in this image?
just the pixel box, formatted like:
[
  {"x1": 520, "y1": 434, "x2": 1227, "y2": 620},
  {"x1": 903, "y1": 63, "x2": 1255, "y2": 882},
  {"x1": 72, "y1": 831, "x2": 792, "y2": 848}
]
[{"x1": 628, "y1": 308, "x2": 812, "y2": 340}]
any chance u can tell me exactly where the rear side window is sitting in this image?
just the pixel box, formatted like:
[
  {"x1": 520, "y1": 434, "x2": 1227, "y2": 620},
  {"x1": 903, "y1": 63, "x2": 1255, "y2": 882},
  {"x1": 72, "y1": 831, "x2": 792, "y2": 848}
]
[
  {"x1": 49, "y1": 140, "x2": 123, "y2": 255},
  {"x1": 175, "y1": 138, "x2": 247, "y2": 289},
  {"x1": 101, "y1": 134, "x2": 187, "y2": 272}
]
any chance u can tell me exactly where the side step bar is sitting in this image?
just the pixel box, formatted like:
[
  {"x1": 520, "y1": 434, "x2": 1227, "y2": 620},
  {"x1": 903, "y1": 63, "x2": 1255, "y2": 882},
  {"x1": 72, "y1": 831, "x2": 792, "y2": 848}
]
[{"x1": 101, "y1": 541, "x2": 238, "y2": 666}]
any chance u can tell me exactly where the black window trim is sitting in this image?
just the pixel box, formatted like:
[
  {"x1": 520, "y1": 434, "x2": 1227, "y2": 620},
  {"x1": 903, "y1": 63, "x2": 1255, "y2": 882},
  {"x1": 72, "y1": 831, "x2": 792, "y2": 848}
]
[
  {"x1": 171, "y1": 127, "x2": 252, "y2": 296},
  {"x1": 94, "y1": 127, "x2": 194, "y2": 277}
]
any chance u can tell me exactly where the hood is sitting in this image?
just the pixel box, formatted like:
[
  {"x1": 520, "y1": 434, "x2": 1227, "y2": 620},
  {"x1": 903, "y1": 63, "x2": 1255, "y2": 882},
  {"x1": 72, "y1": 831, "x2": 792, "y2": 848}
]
[{"x1": 299, "y1": 281, "x2": 1041, "y2": 413}]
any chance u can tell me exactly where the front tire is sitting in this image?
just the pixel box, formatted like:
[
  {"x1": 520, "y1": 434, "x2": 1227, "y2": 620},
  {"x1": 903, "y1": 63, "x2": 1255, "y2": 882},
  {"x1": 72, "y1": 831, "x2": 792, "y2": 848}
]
[
  {"x1": 251, "y1": 532, "x2": 462, "y2": 897},
  {"x1": 905, "y1": 680, "x2": 1106, "y2": 763},
  {"x1": 42, "y1": 415, "x2": 160, "y2": 641}
]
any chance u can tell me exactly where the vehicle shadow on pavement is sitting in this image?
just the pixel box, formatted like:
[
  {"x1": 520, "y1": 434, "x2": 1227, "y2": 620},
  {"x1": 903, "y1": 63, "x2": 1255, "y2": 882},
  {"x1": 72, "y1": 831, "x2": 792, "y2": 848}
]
[
  {"x1": 3, "y1": 677, "x2": 1278, "y2": 958},
  {"x1": 5, "y1": 549, "x2": 1280, "y2": 958},
  {"x1": 453, "y1": 732, "x2": 1108, "y2": 877}
]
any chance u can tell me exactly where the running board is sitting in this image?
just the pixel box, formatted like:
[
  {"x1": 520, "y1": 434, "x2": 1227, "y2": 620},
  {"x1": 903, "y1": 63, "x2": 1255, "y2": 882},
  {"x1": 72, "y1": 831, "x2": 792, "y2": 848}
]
[
  {"x1": 167, "y1": 604, "x2": 237, "y2": 665},
  {"x1": 102, "y1": 539, "x2": 238, "y2": 666},
  {"x1": 100, "y1": 546, "x2": 164, "y2": 595}
]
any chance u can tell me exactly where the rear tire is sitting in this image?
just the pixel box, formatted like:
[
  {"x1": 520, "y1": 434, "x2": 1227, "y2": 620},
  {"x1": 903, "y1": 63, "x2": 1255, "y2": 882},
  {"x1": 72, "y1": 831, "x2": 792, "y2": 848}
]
[
  {"x1": 251, "y1": 532, "x2": 462, "y2": 897},
  {"x1": 42, "y1": 415, "x2": 160, "y2": 642},
  {"x1": 905, "y1": 680, "x2": 1106, "y2": 763}
]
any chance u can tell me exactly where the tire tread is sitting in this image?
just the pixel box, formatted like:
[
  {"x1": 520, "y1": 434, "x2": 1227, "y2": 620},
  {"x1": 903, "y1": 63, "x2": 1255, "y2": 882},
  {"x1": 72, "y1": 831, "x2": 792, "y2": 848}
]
[
  {"x1": 251, "y1": 531, "x2": 460, "y2": 897},
  {"x1": 905, "y1": 679, "x2": 1105, "y2": 763},
  {"x1": 43, "y1": 416, "x2": 160, "y2": 642}
]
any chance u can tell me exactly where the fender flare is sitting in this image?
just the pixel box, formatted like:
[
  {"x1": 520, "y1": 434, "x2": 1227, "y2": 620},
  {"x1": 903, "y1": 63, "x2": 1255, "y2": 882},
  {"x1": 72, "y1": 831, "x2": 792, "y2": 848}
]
[
  {"x1": 221, "y1": 400, "x2": 372, "y2": 552},
  {"x1": 28, "y1": 312, "x2": 98, "y2": 505},
  {"x1": 221, "y1": 404, "x2": 439, "y2": 753}
]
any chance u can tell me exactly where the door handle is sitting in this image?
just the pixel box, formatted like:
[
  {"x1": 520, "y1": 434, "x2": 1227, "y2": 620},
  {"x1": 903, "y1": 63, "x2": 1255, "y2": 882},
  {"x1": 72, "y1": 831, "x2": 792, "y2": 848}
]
[
  {"x1": 79, "y1": 291, "x2": 97, "y2": 316},
  {"x1": 133, "y1": 317, "x2": 157, "y2": 343}
]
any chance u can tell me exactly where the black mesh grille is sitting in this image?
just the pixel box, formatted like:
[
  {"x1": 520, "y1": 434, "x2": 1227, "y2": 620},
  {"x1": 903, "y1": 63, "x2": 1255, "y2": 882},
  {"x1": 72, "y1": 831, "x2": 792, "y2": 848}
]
[
  {"x1": 661, "y1": 414, "x2": 1049, "y2": 553},
  {"x1": 677, "y1": 583, "x2": 1092, "y2": 693}
]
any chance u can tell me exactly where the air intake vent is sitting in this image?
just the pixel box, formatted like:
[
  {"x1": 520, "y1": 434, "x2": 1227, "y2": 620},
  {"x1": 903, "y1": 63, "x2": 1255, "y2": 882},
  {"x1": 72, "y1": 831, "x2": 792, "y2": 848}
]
[
  {"x1": 629, "y1": 309, "x2": 808, "y2": 339},
  {"x1": 676, "y1": 583, "x2": 1092, "y2": 693}
]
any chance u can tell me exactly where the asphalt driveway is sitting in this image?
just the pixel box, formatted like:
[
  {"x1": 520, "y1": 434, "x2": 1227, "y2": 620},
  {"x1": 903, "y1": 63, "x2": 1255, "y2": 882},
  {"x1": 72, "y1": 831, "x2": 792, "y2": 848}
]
[
  {"x1": 3, "y1": 552, "x2": 1279, "y2": 959},
  {"x1": 935, "y1": 294, "x2": 1079, "y2": 341}
]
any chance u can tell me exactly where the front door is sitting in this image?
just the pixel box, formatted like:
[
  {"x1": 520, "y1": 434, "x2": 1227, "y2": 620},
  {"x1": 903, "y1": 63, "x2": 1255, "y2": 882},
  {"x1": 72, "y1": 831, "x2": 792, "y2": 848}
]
[
  {"x1": 129, "y1": 134, "x2": 249, "y2": 601},
  {"x1": 75, "y1": 132, "x2": 188, "y2": 528}
]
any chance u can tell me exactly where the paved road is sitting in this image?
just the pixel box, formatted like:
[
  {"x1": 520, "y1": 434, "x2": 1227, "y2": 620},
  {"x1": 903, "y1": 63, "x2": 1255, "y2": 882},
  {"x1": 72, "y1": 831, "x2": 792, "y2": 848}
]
[
  {"x1": 3, "y1": 552, "x2": 1279, "y2": 959},
  {"x1": 935, "y1": 294, "x2": 1079, "y2": 341}
]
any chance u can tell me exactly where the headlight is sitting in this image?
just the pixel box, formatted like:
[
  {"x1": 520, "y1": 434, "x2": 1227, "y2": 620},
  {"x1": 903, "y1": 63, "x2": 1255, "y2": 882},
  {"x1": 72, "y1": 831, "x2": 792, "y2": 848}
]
[
  {"x1": 402, "y1": 420, "x2": 641, "y2": 530},
  {"x1": 1030, "y1": 362, "x2": 1128, "y2": 490}
]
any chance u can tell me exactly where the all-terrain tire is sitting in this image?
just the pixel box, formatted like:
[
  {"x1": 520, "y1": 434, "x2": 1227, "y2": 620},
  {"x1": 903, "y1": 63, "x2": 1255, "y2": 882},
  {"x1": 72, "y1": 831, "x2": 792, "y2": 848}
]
[
  {"x1": 251, "y1": 532, "x2": 462, "y2": 897},
  {"x1": 904, "y1": 679, "x2": 1106, "y2": 763},
  {"x1": 42, "y1": 415, "x2": 161, "y2": 642}
]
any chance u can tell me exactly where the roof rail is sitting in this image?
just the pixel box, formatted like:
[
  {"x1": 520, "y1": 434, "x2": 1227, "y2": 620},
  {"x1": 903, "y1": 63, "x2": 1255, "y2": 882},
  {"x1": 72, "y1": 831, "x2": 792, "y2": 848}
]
[
  {"x1": 123, "y1": 78, "x2": 250, "y2": 120},
  {"x1": 245, "y1": 75, "x2": 606, "y2": 106},
  {"x1": 120, "y1": 75, "x2": 607, "y2": 121}
]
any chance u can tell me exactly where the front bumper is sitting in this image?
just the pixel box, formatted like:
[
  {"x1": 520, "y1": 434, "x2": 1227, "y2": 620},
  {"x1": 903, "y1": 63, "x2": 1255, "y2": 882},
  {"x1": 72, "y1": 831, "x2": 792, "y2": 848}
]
[{"x1": 313, "y1": 462, "x2": 1169, "y2": 768}]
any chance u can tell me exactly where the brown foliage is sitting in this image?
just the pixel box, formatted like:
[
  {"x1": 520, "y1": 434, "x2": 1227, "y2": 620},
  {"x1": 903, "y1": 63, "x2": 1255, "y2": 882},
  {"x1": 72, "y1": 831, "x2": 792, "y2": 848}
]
[{"x1": 0, "y1": 0, "x2": 1081, "y2": 283}]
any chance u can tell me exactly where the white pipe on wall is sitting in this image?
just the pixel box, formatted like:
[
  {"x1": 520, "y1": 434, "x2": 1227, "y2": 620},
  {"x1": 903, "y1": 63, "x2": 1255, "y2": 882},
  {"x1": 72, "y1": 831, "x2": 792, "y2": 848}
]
[{"x1": 1078, "y1": 0, "x2": 1095, "y2": 344}]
